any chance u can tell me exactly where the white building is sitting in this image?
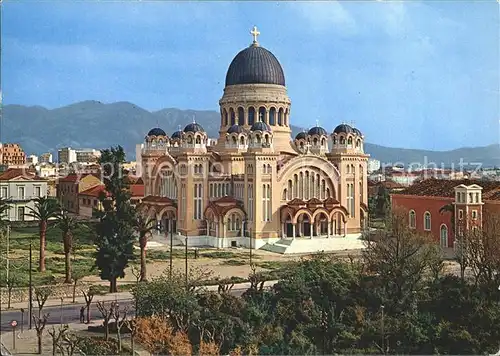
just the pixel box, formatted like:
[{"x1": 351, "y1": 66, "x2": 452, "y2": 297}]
[
  {"x1": 27, "y1": 155, "x2": 39, "y2": 165},
  {"x1": 367, "y1": 159, "x2": 381, "y2": 173},
  {"x1": 58, "y1": 147, "x2": 100, "y2": 164},
  {"x1": 0, "y1": 168, "x2": 48, "y2": 221}
]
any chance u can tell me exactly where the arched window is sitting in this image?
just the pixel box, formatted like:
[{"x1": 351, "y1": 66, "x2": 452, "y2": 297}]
[
  {"x1": 232, "y1": 136, "x2": 237, "y2": 144},
  {"x1": 256, "y1": 135, "x2": 261, "y2": 144},
  {"x1": 313, "y1": 138, "x2": 318, "y2": 145},
  {"x1": 223, "y1": 109, "x2": 228, "y2": 126},
  {"x1": 340, "y1": 136, "x2": 345, "y2": 145},
  {"x1": 230, "y1": 108, "x2": 236, "y2": 125},
  {"x1": 278, "y1": 108, "x2": 283, "y2": 125},
  {"x1": 195, "y1": 136, "x2": 201, "y2": 144},
  {"x1": 248, "y1": 107, "x2": 255, "y2": 126},
  {"x1": 238, "y1": 107, "x2": 245, "y2": 126},
  {"x1": 321, "y1": 138, "x2": 326, "y2": 146},
  {"x1": 440, "y1": 224, "x2": 448, "y2": 248},
  {"x1": 424, "y1": 212, "x2": 431, "y2": 231},
  {"x1": 269, "y1": 107, "x2": 276, "y2": 125},
  {"x1": 259, "y1": 107, "x2": 266, "y2": 123},
  {"x1": 284, "y1": 109, "x2": 288, "y2": 126},
  {"x1": 347, "y1": 137, "x2": 353, "y2": 145},
  {"x1": 409, "y1": 210, "x2": 416, "y2": 229},
  {"x1": 333, "y1": 137, "x2": 337, "y2": 144},
  {"x1": 187, "y1": 136, "x2": 193, "y2": 144},
  {"x1": 240, "y1": 136, "x2": 245, "y2": 145},
  {"x1": 265, "y1": 134, "x2": 270, "y2": 145}
]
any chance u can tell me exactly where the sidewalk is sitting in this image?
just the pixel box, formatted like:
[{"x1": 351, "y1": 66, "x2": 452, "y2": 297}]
[
  {"x1": 0, "y1": 319, "x2": 103, "y2": 355},
  {"x1": 2, "y1": 280, "x2": 278, "y2": 311}
]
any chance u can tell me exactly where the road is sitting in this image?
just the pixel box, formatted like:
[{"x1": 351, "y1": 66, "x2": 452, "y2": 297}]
[
  {"x1": 0, "y1": 298, "x2": 134, "y2": 332},
  {"x1": 0, "y1": 287, "x2": 249, "y2": 332}
]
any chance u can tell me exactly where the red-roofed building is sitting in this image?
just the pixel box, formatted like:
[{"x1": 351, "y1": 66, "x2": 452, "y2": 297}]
[
  {"x1": 77, "y1": 177, "x2": 145, "y2": 218},
  {"x1": 57, "y1": 173, "x2": 102, "y2": 213},
  {"x1": 391, "y1": 178, "x2": 500, "y2": 249}
]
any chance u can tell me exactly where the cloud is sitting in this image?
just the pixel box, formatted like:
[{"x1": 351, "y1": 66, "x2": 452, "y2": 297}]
[{"x1": 290, "y1": 1, "x2": 357, "y2": 35}]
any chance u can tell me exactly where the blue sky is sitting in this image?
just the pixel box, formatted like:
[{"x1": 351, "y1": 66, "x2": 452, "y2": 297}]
[{"x1": 2, "y1": 1, "x2": 499, "y2": 150}]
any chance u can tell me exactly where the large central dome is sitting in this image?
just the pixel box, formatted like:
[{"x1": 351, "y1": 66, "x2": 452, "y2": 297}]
[{"x1": 225, "y1": 44, "x2": 285, "y2": 87}]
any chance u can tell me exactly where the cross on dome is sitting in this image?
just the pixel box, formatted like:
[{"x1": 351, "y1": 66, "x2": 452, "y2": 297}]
[
  {"x1": 177, "y1": 124, "x2": 182, "y2": 131},
  {"x1": 259, "y1": 112, "x2": 264, "y2": 121},
  {"x1": 192, "y1": 115, "x2": 196, "y2": 124},
  {"x1": 251, "y1": 26, "x2": 260, "y2": 44},
  {"x1": 316, "y1": 119, "x2": 319, "y2": 127}
]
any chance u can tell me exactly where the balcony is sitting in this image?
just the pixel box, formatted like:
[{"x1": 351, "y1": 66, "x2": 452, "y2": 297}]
[{"x1": 8, "y1": 195, "x2": 42, "y2": 202}]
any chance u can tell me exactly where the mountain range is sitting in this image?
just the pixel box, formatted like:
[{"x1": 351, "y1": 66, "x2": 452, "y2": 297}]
[{"x1": 2, "y1": 101, "x2": 499, "y2": 168}]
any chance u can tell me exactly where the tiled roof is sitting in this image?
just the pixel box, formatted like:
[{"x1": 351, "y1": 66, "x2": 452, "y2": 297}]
[
  {"x1": 58, "y1": 173, "x2": 99, "y2": 183},
  {"x1": 395, "y1": 178, "x2": 500, "y2": 198},
  {"x1": 130, "y1": 184, "x2": 144, "y2": 197},
  {"x1": 141, "y1": 195, "x2": 175, "y2": 204},
  {"x1": 79, "y1": 185, "x2": 107, "y2": 197},
  {"x1": 0, "y1": 168, "x2": 41, "y2": 181}
]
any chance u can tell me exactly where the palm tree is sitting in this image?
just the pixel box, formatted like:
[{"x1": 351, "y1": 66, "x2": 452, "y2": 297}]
[
  {"x1": 56, "y1": 210, "x2": 80, "y2": 283},
  {"x1": 134, "y1": 214, "x2": 156, "y2": 281},
  {"x1": 26, "y1": 197, "x2": 61, "y2": 272}
]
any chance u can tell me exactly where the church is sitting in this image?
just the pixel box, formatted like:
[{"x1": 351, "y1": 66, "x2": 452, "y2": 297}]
[{"x1": 139, "y1": 27, "x2": 369, "y2": 252}]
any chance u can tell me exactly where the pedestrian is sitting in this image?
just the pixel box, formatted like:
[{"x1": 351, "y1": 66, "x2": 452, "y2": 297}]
[{"x1": 79, "y1": 306, "x2": 85, "y2": 323}]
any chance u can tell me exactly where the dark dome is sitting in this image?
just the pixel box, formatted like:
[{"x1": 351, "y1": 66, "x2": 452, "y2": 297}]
[
  {"x1": 171, "y1": 130, "x2": 183, "y2": 139},
  {"x1": 295, "y1": 131, "x2": 307, "y2": 140},
  {"x1": 333, "y1": 124, "x2": 353, "y2": 134},
  {"x1": 250, "y1": 121, "x2": 271, "y2": 132},
  {"x1": 352, "y1": 127, "x2": 363, "y2": 136},
  {"x1": 308, "y1": 126, "x2": 327, "y2": 136},
  {"x1": 147, "y1": 127, "x2": 166, "y2": 136},
  {"x1": 225, "y1": 44, "x2": 285, "y2": 86},
  {"x1": 227, "y1": 124, "x2": 244, "y2": 134},
  {"x1": 183, "y1": 123, "x2": 205, "y2": 133}
]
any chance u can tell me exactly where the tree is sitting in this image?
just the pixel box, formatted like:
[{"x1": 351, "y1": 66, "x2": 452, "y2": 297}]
[
  {"x1": 56, "y1": 210, "x2": 80, "y2": 283},
  {"x1": 463, "y1": 212, "x2": 500, "y2": 287},
  {"x1": 34, "y1": 286, "x2": 52, "y2": 318},
  {"x1": 71, "y1": 270, "x2": 84, "y2": 303},
  {"x1": 48, "y1": 325, "x2": 69, "y2": 356},
  {"x1": 94, "y1": 146, "x2": 136, "y2": 293},
  {"x1": 26, "y1": 197, "x2": 61, "y2": 272},
  {"x1": 133, "y1": 214, "x2": 156, "y2": 282},
  {"x1": 4, "y1": 272, "x2": 22, "y2": 309},
  {"x1": 96, "y1": 300, "x2": 116, "y2": 341},
  {"x1": 362, "y1": 210, "x2": 443, "y2": 313},
  {"x1": 82, "y1": 286, "x2": 97, "y2": 324},
  {"x1": 112, "y1": 303, "x2": 129, "y2": 352},
  {"x1": 33, "y1": 313, "x2": 50, "y2": 354}
]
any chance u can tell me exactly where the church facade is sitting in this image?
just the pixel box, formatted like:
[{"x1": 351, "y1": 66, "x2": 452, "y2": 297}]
[{"x1": 139, "y1": 28, "x2": 369, "y2": 249}]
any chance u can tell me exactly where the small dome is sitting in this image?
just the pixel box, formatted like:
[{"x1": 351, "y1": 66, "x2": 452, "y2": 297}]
[
  {"x1": 147, "y1": 127, "x2": 166, "y2": 136},
  {"x1": 227, "y1": 124, "x2": 244, "y2": 134},
  {"x1": 295, "y1": 131, "x2": 307, "y2": 140},
  {"x1": 183, "y1": 122, "x2": 205, "y2": 133},
  {"x1": 225, "y1": 45, "x2": 285, "y2": 87},
  {"x1": 353, "y1": 127, "x2": 363, "y2": 136},
  {"x1": 171, "y1": 130, "x2": 183, "y2": 139},
  {"x1": 250, "y1": 121, "x2": 271, "y2": 132},
  {"x1": 308, "y1": 126, "x2": 327, "y2": 136},
  {"x1": 333, "y1": 124, "x2": 353, "y2": 134}
]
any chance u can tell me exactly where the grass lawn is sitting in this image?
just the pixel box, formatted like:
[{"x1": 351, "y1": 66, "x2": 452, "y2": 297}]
[{"x1": 1, "y1": 224, "x2": 98, "y2": 287}]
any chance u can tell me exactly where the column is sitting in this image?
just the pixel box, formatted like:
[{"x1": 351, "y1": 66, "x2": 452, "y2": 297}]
[
  {"x1": 215, "y1": 221, "x2": 219, "y2": 237},
  {"x1": 310, "y1": 222, "x2": 313, "y2": 239},
  {"x1": 282, "y1": 223, "x2": 285, "y2": 238},
  {"x1": 344, "y1": 222, "x2": 347, "y2": 237},
  {"x1": 292, "y1": 224, "x2": 296, "y2": 240},
  {"x1": 327, "y1": 220, "x2": 331, "y2": 238}
]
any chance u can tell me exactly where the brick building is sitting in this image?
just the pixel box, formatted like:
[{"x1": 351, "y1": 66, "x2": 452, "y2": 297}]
[
  {"x1": 0, "y1": 143, "x2": 26, "y2": 167},
  {"x1": 391, "y1": 178, "x2": 500, "y2": 248},
  {"x1": 57, "y1": 173, "x2": 102, "y2": 213}
]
